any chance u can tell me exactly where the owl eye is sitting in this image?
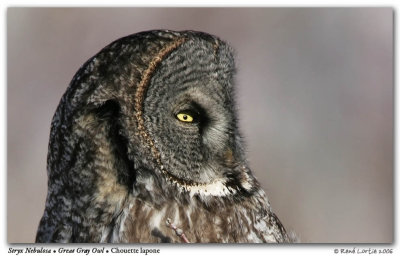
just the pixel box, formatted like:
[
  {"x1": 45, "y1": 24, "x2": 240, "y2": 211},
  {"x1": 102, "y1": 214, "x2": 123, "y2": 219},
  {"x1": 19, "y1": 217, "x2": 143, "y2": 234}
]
[{"x1": 176, "y1": 113, "x2": 194, "y2": 123}]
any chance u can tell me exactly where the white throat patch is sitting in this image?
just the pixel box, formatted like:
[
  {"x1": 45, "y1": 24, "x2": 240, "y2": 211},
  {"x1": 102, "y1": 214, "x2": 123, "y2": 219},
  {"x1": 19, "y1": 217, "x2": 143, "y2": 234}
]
[{"x1": 173, "y1": 178, "x2": 237, "y2": 197}]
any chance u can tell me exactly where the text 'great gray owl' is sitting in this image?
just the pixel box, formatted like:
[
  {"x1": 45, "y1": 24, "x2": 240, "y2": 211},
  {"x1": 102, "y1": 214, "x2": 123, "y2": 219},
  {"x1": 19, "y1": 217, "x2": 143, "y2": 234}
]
[{"x1": 36, "y1": 30, "x2": 293, "y2": 243}]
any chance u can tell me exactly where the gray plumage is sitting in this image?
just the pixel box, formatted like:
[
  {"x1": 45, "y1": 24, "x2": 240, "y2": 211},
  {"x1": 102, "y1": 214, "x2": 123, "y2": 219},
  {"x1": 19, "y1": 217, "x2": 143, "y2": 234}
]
[{"x1": 36, "y1": 30, "x2": 293, "y2": 243}]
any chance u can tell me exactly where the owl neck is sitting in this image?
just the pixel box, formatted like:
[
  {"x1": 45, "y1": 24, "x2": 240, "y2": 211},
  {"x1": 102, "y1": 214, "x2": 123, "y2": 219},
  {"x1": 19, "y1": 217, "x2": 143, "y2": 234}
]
[
  {"x1": 37, "y1": 106, "x2": 134, "y2": 242},
  {"x1": 118, "y1": 170, "x2": 291, "y2": 243}
]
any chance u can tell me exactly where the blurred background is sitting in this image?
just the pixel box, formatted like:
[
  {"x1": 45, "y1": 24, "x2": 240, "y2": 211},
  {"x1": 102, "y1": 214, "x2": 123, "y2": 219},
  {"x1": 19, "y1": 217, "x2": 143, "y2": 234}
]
[{"x1": 7, "y1": 8, "x2": 393, "y2": 243}]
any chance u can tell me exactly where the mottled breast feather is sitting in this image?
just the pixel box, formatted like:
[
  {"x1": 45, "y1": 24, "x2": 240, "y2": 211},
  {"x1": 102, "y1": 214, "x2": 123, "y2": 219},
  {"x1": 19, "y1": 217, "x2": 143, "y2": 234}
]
[{"x1": 36, "y1": 30, "x2": 293, "y2": 243}]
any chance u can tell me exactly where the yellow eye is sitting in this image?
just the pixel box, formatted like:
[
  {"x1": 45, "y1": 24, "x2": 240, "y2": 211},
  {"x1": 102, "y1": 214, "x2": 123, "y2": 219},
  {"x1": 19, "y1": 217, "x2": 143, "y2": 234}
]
[{"x1": 177, "y1": 113, "x2": 194, "y2": 123}]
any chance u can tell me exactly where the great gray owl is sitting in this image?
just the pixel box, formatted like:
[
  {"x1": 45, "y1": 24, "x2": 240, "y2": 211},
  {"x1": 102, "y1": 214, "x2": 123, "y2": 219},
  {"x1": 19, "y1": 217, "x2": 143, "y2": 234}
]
[{"x1": 36, "y1": 30, "x2": 293, "y2": 243}]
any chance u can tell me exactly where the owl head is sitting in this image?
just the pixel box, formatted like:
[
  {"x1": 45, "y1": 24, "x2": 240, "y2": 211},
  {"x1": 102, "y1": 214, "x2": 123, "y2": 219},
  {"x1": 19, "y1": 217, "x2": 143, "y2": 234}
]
[{"x1": 47, "y1": 30, "x2": 257, "y2": 208}]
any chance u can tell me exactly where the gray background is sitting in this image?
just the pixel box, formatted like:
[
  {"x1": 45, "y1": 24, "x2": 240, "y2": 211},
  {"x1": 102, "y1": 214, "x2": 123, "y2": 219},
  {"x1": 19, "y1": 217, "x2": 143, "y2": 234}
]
[{"x1": 7, "y1": 8, "x2": 393, "y2": 243}]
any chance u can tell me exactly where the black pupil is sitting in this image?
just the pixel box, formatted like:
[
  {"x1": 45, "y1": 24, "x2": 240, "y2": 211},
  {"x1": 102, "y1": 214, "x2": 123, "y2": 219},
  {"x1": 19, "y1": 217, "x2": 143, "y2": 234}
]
[{"x1": 183, "y1": 115, "x2": 188, "y2": 120}]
